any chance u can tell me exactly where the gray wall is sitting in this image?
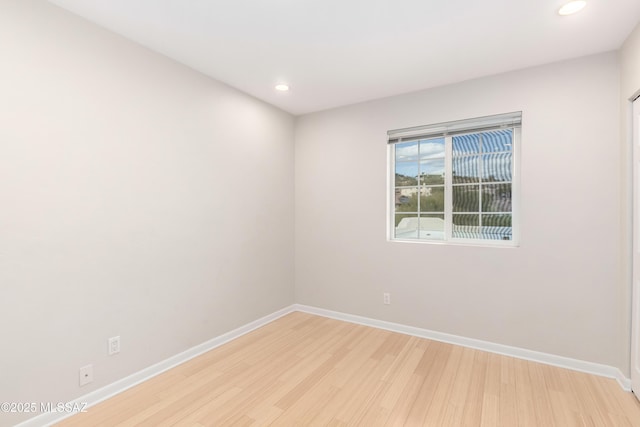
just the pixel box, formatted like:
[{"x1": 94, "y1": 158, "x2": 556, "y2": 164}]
[
  {"x1": 0, "y1": 1, "x2": 294, "y2": 425},
  {"x1": 295, "y1": 53, "x2": 622, "y2": 370},
  {"x1": 620, "y1": 21, "x2": 640, "y2": 377}
]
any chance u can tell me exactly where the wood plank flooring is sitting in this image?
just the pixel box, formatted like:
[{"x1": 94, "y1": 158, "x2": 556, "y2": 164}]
[{"x1": 57, "y1": 312, "x2": 640, "y2": 426}]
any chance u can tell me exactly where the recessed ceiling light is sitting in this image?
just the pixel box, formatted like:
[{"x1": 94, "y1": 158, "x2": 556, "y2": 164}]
[
  {"x1": 558, "y1": 1, "x2": 586, "y2": 16},
  {"x1": 275, "y1": 84, "x2": 290, "y2": 91}
]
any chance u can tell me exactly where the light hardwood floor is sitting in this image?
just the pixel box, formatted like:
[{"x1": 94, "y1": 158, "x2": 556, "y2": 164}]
[{"x1": 57, "y1": 312, "x2": 640, "y2": 426}]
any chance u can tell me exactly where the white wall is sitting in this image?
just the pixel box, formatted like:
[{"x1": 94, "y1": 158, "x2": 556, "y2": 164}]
[
  {"x1": 622, "y1": 23, "x2": 640, "y2": 101},
  {"x1": 2, "y1": 1, "x2": 635, "y2": 425},
  {"x1": 0, "y1": 1, "x2": 294, "y2": 425},
  {"x1": 295, "y1": 53, "x2": 622, "y2": 370},
  {"x1": 620, "y1": 21, "x2": 640, "y2": 377}
]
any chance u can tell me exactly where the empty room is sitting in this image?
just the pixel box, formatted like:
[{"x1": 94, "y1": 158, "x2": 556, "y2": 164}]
[{"x1": 4, "y1": 0, "x2": 640, "y2": 425}]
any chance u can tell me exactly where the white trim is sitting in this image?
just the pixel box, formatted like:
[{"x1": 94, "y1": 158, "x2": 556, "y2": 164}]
[
  {"x1": 631, "y1": 96, "x2": 640, "y2": 396},
  {"x1": 616, "y1": 369, "x2": 633, "y2": 391},
  {"x1": 444, "y1": 137, "x2": 453, "y2": 240},
  {"x1": 389, "y1": 125, "x2": 519, "y2": 247},
  {"x1": 387, "y1": 111, "x2": 522, "y2": 141},
  {"x1": 16, "y1": 303, "x2": 631, "y2": 426},
  {"x1": 293, "y1": 304, "x2": 632, "y2": 391},
  {"x1": 16, "y1": 305, "x2": 297, "y2": 427}
]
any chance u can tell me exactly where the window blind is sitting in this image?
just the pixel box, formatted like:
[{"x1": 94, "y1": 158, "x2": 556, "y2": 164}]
[{"x1": 387, "y1": 111, "x2": 522, "y2": 144}]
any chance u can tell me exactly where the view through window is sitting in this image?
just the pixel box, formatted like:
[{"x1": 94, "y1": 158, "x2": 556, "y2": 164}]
[{"x1": 389, "y1": 113, "x2": 520, "y2": 245}]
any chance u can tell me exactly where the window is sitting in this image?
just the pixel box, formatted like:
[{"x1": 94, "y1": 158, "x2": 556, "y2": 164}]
[{"x1": 388, "y1": 112, "x2": 520, "y2": 246}]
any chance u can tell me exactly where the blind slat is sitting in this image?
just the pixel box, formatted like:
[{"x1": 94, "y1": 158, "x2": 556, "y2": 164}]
[{"x1": 388, "y1": 112, "x2": 521, "y2": 144}]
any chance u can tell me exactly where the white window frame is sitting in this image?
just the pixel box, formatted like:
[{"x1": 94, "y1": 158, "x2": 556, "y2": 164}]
[{"x1": 387, "y1": 113, "x2": 521, "y2": 247}]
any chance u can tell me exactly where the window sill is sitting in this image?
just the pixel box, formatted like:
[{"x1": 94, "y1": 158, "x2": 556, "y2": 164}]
[{"x1": 388, "y1": 237, "x2": 519, "y2": 248}]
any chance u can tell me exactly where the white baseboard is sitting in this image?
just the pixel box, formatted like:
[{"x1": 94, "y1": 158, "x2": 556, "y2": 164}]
[
  {"x1": 293, "y1": 304, "x2": 632, "y2": 392},
  {"x1": 17, "y1": 303, "x2": 632, "y2": 426},
  {"x1": 16, "y1": 305, "x2": 297, "y2": 427}
]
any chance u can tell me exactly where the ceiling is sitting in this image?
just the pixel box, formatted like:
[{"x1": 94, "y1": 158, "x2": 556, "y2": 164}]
[{"x1": 48, "y1": 0, "x2": 640, "y2": 116}]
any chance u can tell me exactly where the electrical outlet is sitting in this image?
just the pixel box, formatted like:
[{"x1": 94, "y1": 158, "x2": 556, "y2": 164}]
[
  {"x1": 383, "y1": 293, "x2": 391, "y2": 305},
  {"x1": 108, "y1": 336, "x2": 120, "y2": 355},
  {"x1": 79, "y1": 364, "x2": 93, "y2": 386}
]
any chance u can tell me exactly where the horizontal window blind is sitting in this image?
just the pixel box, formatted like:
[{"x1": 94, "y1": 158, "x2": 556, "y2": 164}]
[{"x1": 387, "y1": 111, "x2": 522, "y2": 144}]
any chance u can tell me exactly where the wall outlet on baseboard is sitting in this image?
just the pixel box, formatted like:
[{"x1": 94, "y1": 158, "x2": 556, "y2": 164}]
[
  {"x1": 79, "y1": 364, "x2": 93, "y2": 386},
  {"x1": 383, "y1": 293, "x2": 391, "y2": 305},
  {"x1": 108, "y1": 336, "x2": 121, "y2": 355}
]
